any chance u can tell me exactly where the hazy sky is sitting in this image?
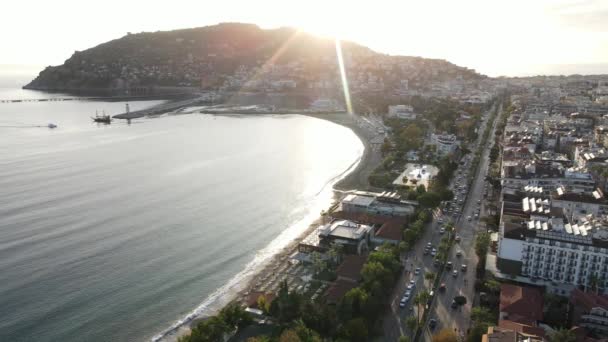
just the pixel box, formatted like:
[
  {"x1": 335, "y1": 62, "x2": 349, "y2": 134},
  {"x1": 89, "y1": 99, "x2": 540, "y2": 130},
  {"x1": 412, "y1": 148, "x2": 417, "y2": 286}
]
[{"x1": 2, "y1": 0, "x2": 608, "y2": 76}]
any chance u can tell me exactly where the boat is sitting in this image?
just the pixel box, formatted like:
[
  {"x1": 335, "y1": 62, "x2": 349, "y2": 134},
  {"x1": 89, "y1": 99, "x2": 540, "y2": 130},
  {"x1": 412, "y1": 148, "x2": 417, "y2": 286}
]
[
  {"x1": 47, "y1": 123, "x2": 57, "y2": 129},
  {"x1": 92, "y1": 110, "x2": 111, "y2": 124}
]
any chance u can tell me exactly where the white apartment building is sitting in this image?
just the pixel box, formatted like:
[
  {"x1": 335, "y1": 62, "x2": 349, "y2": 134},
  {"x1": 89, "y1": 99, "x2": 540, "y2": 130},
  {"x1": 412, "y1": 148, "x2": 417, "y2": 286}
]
[
  {"x1": 496, "y1": 192, "x2": 608, "y2": 296},
  {"x1": 388, "y1": 105, "x2": 416, "y2": 120},
  {"x1": 430, "y1": 133, "x2": 459, "y2": 156}
]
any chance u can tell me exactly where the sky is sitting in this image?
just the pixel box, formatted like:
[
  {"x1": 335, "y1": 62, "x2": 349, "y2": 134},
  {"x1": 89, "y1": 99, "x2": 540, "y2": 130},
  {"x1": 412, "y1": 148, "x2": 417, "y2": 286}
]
[{"x1": 2, "y1": 0, "x2": 608, "y2": 77}]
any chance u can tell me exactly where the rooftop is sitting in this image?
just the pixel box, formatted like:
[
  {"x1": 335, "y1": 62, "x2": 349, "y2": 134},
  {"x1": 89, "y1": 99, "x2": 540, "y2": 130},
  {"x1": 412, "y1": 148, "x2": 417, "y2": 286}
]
[
  {"x1": 319, "y1": 220, "x2": 372, "y2": 241},
  {"x1": 500, "y1": 284, "x2": 544, "y2": 325}
]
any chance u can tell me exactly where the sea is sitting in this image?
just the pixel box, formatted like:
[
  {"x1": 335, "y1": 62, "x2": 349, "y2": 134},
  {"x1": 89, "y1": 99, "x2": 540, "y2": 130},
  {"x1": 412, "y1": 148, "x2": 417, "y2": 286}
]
[{"x1": 0, "y1": 78, "x2": 363, "y2": 341}]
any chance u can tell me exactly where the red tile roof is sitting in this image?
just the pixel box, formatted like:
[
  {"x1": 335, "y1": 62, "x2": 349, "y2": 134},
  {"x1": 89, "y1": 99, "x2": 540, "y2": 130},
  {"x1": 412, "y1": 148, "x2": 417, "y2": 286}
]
[
  {"x1": 570, "y1": 288, "x2": 608, "y2": 312},
  {"x1": 324, "y1": 278, "x2": 357, "y2": 305},
  {"x1": 336, "y1": 255, "x2": 367, "y2": 282},
  {"x1": 500, "y1": 284, "x2": 543, "y2": 324},
  {"x1": 375, "y1": 220, "x2": 404, "y2": 242},
  {"x1": 498, "y1": 320, "x2": 545, "y2": 338}
]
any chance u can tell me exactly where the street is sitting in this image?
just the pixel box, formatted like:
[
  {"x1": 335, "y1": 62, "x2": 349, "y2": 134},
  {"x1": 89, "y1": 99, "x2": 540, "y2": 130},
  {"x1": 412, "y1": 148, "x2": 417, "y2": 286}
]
[
  {"x1": 382, "y1": 102, "x2": 501, "y2": 341},
  {"x1": 424, "y1": 103, "x2": 501, "y2": 341}
]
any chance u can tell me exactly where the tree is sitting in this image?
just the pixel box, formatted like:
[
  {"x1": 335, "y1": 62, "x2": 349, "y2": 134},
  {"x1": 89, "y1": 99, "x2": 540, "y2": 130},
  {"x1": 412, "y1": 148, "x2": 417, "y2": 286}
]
[
  {"x1": 257, "y1": 295, "x2": 270, "y2": 314},
  {"x1": 432, "y1": 328, "x2": 458, "y2": 342},
  {"x1": 328, "y1": 243, "x2": 344, "y2": 268},
  {"x1": 418, "y1": 192, "x2": 442, "y2": 208},
  {"x1": 425, "y1": 272, "x2": 436, "y2": 287},
  {"x1": 548, "y1": 328, "x2": 576, "y2": 342},
  {"x1": 405, "y1": 316, "x2": 418, "y2": 335},
  {"x1": 400, "y1": 336, "x2": 412, "y2": 342},
  {"x1": 341, "y1": 318, "x2": 368, "y2": 342},
  {"x1": 475, "y1": 232, "x2": 491, "y2": 260},
  {"x1": 453, "y1": 296, "x2": 467, "y2": 306},
  {"x1": 311, "y1": 252, "x2": 326, "y2": 276},
  {"x1": 414, "y1": 291, "x2": 431, "y2": 323},
  {"x1": 471, "y1": 307, "x2": 495, "y2": 324},
  {"x1": 362, "y1": 261, "x2": 393, "y2": 289},
  {"x1": 484, "y1": 279, "x2": 501, "y2": 294}
]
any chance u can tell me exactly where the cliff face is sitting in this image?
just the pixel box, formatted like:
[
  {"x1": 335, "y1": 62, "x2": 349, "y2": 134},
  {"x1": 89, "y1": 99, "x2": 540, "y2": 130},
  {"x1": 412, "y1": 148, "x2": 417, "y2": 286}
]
[{"x1": 25, "y1": 23, "x2": 483, "y2": 92}]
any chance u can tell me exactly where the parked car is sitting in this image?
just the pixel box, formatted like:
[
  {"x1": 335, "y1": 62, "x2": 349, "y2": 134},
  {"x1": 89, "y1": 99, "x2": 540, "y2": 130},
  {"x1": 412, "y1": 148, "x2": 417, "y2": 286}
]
[
  {"x1": 439, "y1": 227, "x2": 445, "y2": 234},
  {"x1": 429, "y1": 318, "x2": 437, "y2": 329}
]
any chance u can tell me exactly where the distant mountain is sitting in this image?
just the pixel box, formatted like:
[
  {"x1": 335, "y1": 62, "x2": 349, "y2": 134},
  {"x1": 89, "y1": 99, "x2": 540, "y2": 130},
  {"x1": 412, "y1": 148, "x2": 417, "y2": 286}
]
[{"x1": 24, "y1": 23, "x2": 483, "y2": 93}]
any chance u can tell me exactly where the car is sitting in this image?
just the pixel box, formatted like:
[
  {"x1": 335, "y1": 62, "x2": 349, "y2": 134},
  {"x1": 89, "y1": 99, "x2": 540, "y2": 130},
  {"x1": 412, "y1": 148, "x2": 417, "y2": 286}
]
[
  {"x1": 427, "y1": 242, "x2": 432, "y2": 248},
  {"x1": 455, "y1": 235, "x2": 461, "y2": 242},
  {"x1": 431, "y1": 249, "x2": 437, "y2": 257},
  {"x1": 446, "y1": 261, "x2": 452, "y2": 269},
  {"x1": 474, "y1": 213, "x2": 479, "y2": 218},
  {"x1": 414, "y1": 267, "x2": 421, "y2": 276},
  {"x1": 438, "y1": 218, "x2": 444, "y2": 223},
  {"x1": 467, "y1": 215, "x2": 472, "y2": 221},
  {"x1": 439, "y1": 283, "x2": 446, "y2": 291},
  {"x1": 456, "y1": 250, "x2": 462, "y2": 257},
  {"x1": 429, "y1": 318, "x2": 437, "y2": 329},
  {"x1": 453, "y1": 270, "x2": 458, "y2": 277},
  {"x1": 409, "y1": 280, "x2": 416, "y2": 287},
  {"x1": 439, "y1": 227, "x2": 445, "y2": 234},
  {"x1": 451, "y1": 300, "x2": 458, "y2": 309},
  {"x1": 461, "y1": 264, "x2": 467, "y2": 272}
]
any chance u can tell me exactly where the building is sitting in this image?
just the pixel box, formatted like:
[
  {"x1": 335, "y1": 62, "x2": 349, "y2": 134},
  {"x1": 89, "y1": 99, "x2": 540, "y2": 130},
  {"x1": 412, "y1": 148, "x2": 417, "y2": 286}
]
[
  {"x1": 371, "y1": 220, "x2": 404, "y2": 246},
  {"x1": 499, "y1": 284, "x2": 544, "y2": 326},
  {"x1": 496, "y1": 192, "x2": 608, "y2": 295},
  {"x1": 318, "y1": 220, "x2": 373, "y2": 255},
  {"x1": 388, "y1": 104, "x2": 417, "y2": 120},
  {"x1": 430, "y1": 133, "x2": 459, "y2": 156},
  {"x1": 482, "y1": 326, "x2": 543, "y2": 342},
  {"x1": 570, "y1": 288, "x2": 608, "y2": 336},
  {"x1": 552, "y1": 187, "x2": 608, "y2": 220},
  {"x1": 341, "y1": 191, "x2": 417, "y2": 217},
  {"x1": 501, "y1": 162, "x2": 596, "y2": 194}
]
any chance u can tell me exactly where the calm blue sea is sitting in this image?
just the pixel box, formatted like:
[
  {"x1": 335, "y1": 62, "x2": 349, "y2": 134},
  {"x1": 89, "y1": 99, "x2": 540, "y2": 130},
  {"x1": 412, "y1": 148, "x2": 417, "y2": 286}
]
[{"x1": 0, "y1": 81, "x2": 363, "y2": 341}]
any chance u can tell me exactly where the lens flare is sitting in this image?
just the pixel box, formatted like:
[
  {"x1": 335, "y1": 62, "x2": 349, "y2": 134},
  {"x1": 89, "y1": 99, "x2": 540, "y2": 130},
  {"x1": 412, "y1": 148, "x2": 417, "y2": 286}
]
[{"x1": 335, "y1": 38, "x2": 353, "y2": 114}]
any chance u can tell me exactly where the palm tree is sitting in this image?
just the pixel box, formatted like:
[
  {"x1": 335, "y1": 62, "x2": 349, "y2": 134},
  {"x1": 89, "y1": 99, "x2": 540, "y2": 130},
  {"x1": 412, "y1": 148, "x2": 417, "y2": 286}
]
[
  {"x1": 414, "y1": 291, "x2": 431, "y2": 323},
  {"x1": 405, "y1": 316, "x2": 418, "y2": 337},
  {"x1": 328, "y1": 243, "x2": 344, "y2": 268},
  {"x1": 425, "y1": 272, "x2": 436, "y2": 287}
]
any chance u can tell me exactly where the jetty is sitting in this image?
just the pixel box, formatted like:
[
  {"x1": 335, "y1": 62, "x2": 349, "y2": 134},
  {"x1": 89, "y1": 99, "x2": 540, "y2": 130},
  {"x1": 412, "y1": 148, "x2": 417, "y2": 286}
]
[{"x1": 112, "y1": 96, "x2": 210, "y2": 119}]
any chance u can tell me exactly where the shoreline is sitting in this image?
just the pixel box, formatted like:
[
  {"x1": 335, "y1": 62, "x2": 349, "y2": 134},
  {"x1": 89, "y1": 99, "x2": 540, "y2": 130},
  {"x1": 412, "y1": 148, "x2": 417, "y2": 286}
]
[{"x1": 150, "y1": 108, "x2": 383, "y2": 342}]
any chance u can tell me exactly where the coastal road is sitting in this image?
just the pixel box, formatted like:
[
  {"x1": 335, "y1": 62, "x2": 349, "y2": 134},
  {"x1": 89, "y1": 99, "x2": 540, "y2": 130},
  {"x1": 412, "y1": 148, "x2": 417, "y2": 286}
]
[
  {"x1": 382, "y1": 153, "x2": 477, "y2": 341},
  {"x1": 424, "y1": 103, "x2": 501, "y2": 341}
]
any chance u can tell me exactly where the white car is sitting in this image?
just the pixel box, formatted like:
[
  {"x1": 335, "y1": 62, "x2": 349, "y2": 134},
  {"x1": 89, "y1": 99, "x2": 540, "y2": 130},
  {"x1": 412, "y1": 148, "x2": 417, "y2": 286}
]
[
  {"x1": 456, "y1": 250, "x2": 462, "y2": 257},
  {"x1": 431, "y1": 248, "x2": 437, "y2": 257},
  {"x1": 414, "y1": 267, "x2": 421, "y2": 276},
  {"x1": 467, "y1": 215, "x2": 472, "y2": 221},
  {"x1": 439, "y1": 227, "x2": 446, "y2": 234}
]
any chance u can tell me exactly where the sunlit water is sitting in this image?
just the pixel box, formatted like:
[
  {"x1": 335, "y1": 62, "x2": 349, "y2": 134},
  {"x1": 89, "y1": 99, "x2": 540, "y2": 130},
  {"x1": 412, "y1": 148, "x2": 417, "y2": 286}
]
[{"x1": 0, "y1": 86, "x2": 363, "y2": 342}]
